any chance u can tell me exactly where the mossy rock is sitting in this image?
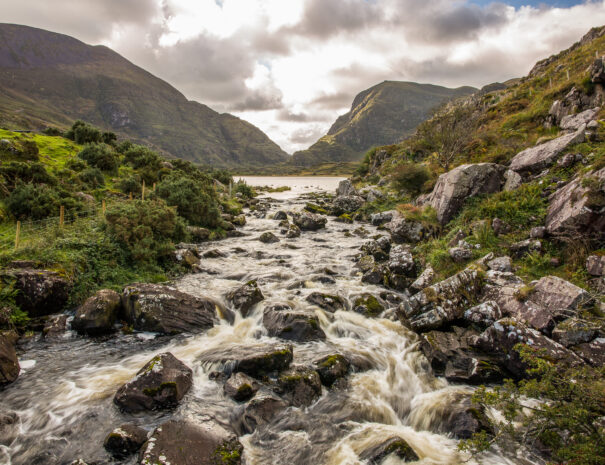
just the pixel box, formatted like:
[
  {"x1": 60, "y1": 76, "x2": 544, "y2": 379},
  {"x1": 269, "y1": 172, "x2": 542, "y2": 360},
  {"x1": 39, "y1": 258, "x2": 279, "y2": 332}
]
[{"x1": 353, "y1": 294, "x2": 385, "y2": 318}]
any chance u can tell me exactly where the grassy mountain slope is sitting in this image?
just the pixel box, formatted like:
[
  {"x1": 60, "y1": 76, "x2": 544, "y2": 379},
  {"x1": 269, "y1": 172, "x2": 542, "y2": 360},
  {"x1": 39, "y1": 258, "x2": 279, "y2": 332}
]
[
  {"x1": 291, "y1": 81, "x2": 476, "y2": 166},
  {"x1": 0, "y1": 23, "x2": 288, "y2": 168}
]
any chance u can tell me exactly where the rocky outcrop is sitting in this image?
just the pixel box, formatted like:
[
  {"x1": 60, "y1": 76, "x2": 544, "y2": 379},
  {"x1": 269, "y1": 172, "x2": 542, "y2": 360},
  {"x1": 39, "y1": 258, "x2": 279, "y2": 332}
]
[
  {"x1": 263, "y1": 303, "x2": 326, "y2": 342},
  {"x1": 509, "y1": 127, "x2": 585, "y2": 175},
  {"x1": 122, "y1": 283, "x2": 217, "y2": 334},
  {"x1": 0, "y1": 332, "x2": 19, "y2": 386},
  {"x1": 103, "y1": 424, "x2": 148, "y2": 459},
  {"x1": 331, "y1": 195, "x2": 364, "y2": 215},
  {"x1": 359, "y1": 436, "x2": 419, "y2": 463},
  {"x1": 139, "y1": 419, "x2": 243, "y2": 465},
  {"x1": 586, "y1": 255, "x2": 605, "y2": 276},
  {"x1": 224, "y1": 372, "x2": 260, "y2": 401},
  {"x1": 384, "y1": 215, "x2": 431, "y2": 243},
  {"x1": 336, "y1": 179, "x2": 357, "y2": 197},
  {"x1": 293, "y1": 211, "x2": 327, "y2": 231},
  {"x1": 276, "y1": 366, "x2": 322, "y2": 407},
  {"x1": 422, "y1": 164, "x2": 505, "y2": 225},
  {"x1": 590, "y1": 57, "x2": 605, "y2": 84},
  {"x1": 225, "y1": 280, "x2": 264, "y2": 317},
  {"x1": 72, "y1": 289, "x2": 121, "y2": 335},
  {"x1": 487, "y1": 256, "x2": 512, "y2": 273},
  {"x1": 114, "y1": 353, "x2": 193, "y2": 413},
  {"x1": 560, "y1": 107, "x2": 600, "y2": 131}
]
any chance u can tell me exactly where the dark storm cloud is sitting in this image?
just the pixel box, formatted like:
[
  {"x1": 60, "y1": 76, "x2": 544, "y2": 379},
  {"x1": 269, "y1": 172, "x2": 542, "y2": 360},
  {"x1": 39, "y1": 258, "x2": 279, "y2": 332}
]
[
  {"x1": 310, "y1": 92, "x2": 354, "y2": 110},
  {"x1": 288, "y1": 125, "x2": 327, "y2": 145},
  {"x1": 229, "y1": 89, "x2": 283, "y2": 111}
]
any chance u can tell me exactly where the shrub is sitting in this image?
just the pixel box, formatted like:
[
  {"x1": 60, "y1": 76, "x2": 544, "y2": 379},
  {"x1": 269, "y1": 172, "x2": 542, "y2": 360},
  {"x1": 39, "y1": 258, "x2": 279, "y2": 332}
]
[
  {"x1": 6, "y1": 183, "x2": 61, "y2": 220},
  {"x1": 65, "y1": 158, "x2": 88, "y2": 172},
  {"x1": 66, "y1": 120, "x2": 102, "y2": 144},
  {"x1": 117, "y1": 176, "x2": 142, "y2": 195},
  {"x1": 0, "y1": 161, "x2": 55, "y2": 192},
  {"x1": 391, "y1": 163, "x2": 430, "y2": 195},
  {"x1": 104, "y1": 199, "x2": 186, "y2": 264},
  {"x1": 123, "y1": 145, "x2": 161, "y2": 170},
  {"x1": 234, "y1": 180, "x2": 254, "y2": 199},
  {"x1": 79, "y1": 167, "x2": 105, "y2": 189},
  {"x1": 101, "y1": 131, "x2": 117, "y2": 145},
  {"x1": 78, "y1": 143, "x2": 120, "y2": 172}
]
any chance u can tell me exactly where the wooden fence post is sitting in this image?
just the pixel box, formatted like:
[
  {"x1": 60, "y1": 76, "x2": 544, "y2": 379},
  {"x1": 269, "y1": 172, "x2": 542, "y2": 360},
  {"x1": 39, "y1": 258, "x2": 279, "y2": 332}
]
[
  {"x1": 59, "y1": 205, "x2": 64, "y2": 228},
  {"x1": 142, "y1": 180, "x2": 146, "y2": 201},
  {"x1": 102, "y1": 199, "x2": 106, "y2": 215},
  {"x1": 14, "y1": 221, "x2": 21, "y2": 249},
  {"x1": 229, "y1": 181, "x2": 232, "y2": 198},
  {"x1": 152, "y1": 182, "x2": 156, "y2": 191},
  {"x1": 129, "y1": 192, "x2": 133, "y2": 200}
]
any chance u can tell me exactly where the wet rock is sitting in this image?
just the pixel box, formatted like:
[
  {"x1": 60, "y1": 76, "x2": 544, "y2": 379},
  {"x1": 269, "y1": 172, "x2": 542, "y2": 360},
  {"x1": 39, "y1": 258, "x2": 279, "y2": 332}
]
[
  {"x1": 259, "y1": 231, "x2": 280, "y2": 243},
  {"x1": 263, "y1": 303, "x2": 326, "y2": 342},
  {"x1": 403, "y1": 268, "x2": 485, "y2": 332},
  {"x1": 387, "y1": 245, "x2": 415, "y2": 276},
  {"x1": 224, "y1": 372, "x2": 260, "y2": 402},
  {"x1": 572, "y1": 338, "x2": 605, "y2": 366},
  {"x1": 509, "y1": 239, "x2": 541, "y2": 258},
  {"x1": 232, "y1": 214, "x2": 246, "y2": 227},
  {"x1": 449, "y1": 247, "x2": 472, "y2": 263},
  {"x1": 529, "y1": 226, "x2": 546, "y2": 239},
  {"x1": 42, "y1": 314, "x2": 68, "y2": 339},
  {"x1": 0, "y1": 411, "x2": 19, "y2": 446},
  {"x1": 509, "y1": 127, "x2": 585, "y2": 175},
  {"x1": 359, "y1": 436, "x2": 419, "y2": 463},
  {"x1": 306, "y1": 292, "x2": 346, "y2": 312},
  {"x1": 172, "y1": 247, "x2": 200, "y2": 268},
  {"x1": 560, "y1": 107, "x2": 600, "y2": 131},
  {"x1": 545, "y1": 168, "x2": 605, "y2": 236},
  {"x1": 188, "y1": 226, "x2": 210, "y2": 242},
  {"x1": 72, "y1": 289, "x2": 121, "y2": 336},
  {"x1": 336, "y1": 179, "x2": 357, "y2": 197},
  {"x1": 314, "y1": 354, "x2": 350, "y2": 388},
  {"x1": 422, "y1": 163, "x2": 505, "y2": 225},
  {"x1": 293, "y1": 211, "x2": 327, "y2": 231},
  {"x1": 370, "y1": 210, "x2": 395, "y2": 226},
  {"x1": 202, "y1": 248, "x2": 226, "y2": 258},
  {"x1": 139, "y1": 419, "x2": 243, "y2": 465},
  {"x1": 237, "y1": 391, "x2": 288, "y2": 434},
  {"x1": 384, "y1": 216, "x2": 428, "y2": 243},
  {"x1": 103, "y1": 424, "x2": 147, "y2": 459},
  {"x1": 443, "y1": 398, "x2": 493, "y2": 439},
  {"x1": 586, "y1": 254, "x2": 605, "y2": 276},
  {"x1": 285, "y1": 223, "x2": 301, "y2": 238},
  {"x1": 202, "y1": 344, "x2": 294, "y2": 379},
  {"x1": 276, "y1": 366, "x2": 322, "y2": 407},
  {"x1": 0, "y1": 332, "x2": 19, "y2": 386},
  {"x1": 273, "y1": 210, "x2": 288, "y2": 220},
  {"x1": 487, "y1": 256, "x2": 512, "y2": 273},
  {"x1": 331, "y1": 195, "x2": 364, "y2": 215},
  {"x1": 353, "y1": 294, "x2": 385, "y2": 318},
  {"x1": 361, "y1": 264, "x2": 385, "y2": 285},
  {"x1": 2, "y1": 267, "x2": 71, "y2": 317},
  {"x1": 410, "y1": 265, "x2": 434, "y2": 291},
  {"x1": 361, "y1": 237, "x2": 391, "y2": 261},
  {"x1": 551, "y1": 318, "x2": 600, "y2": 347},
  {"x1": 225, "y1": 280, "x2": 264, "y2": 317},
  {"x1": 114, "y1": 352, "x2": 193, "y2": 413},
  {"x1": 122, "y1": 283, "x2": 217, "y2": 334}
]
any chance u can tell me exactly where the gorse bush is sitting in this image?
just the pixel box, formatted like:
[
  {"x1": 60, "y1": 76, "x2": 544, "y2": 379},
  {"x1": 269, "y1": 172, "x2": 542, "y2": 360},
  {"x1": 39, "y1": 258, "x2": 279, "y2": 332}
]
[
  {"x1": 234, "y1": 180, "x2": 254, "y2": 199},
  {"x1": 78, "y1": 143, "x2": 120, "y2": 172},
  {"x1": 117, "y1": 175, "x2": 142, "y2": 195},
  {"x1": 0, "y1": 161, "x2": 55, "y2": 192},
  {"x1": 79, "y1": 167, "x2": 105, "y2": 189},
  {"x1": 391, "y1": 163, "x2": 430, "y2": 195},
  {"x1": 6, "y1": 182, "x2": 61, "y2": 220},
  {"x1": 66, "y1": 120, "x2": 103, "y2": 145}
]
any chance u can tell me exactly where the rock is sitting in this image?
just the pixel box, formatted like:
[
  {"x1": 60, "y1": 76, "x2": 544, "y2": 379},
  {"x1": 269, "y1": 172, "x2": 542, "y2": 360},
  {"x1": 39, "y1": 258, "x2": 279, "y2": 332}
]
[
  {"x1": 487, "y1": 256, "x2": 512, "y2": 272},
  {"x1": 560, "y1": 107, "x2": 600, "y2": 131},
  {"x1": 114, "y1": 352, "x2": 193, "y2": 413},
  {"x1": 361, "y1": 264, "x2": 385, "y2": 285},
  {"x1": 463, "y1": 301, "x2": 502, "y2": 329},
  {"x1": 503, "y1": 169, "x2": 523, "y2": 191},
  {"x1": 285, "y1": 224, "x2": 301, "y2": 238},
  {"x1": 72, "y1": 289, "x2": 121, "y2": 336},
  {"x1": 201, "y1": 344, "x2": 293, "y2": 379},
  {"x1": 448, "y1": 229, "x2": 467, "y2": 247},
  {"x1": 224, "y1": 372, "x2": 260, "y2": 401},
  {"x1": 572, "y1": 338, "x2": 605, "y2": 366},
  {"x1": 276, "y1": 366, "x2": 322, "y2": 407},
  {"x1": 259, "y1": 231, "x2": 280, "y2": 243},
  {"x1": 237, "y1": 392, "x2": 288, "y2": 434},
  {"x1": 403, "y1": 267, "x2": 484, "y2": 332},
  {"x1": 545, "y1": 168, "x2": 605, "y2": 236},
  {"x1": 225, "y1": 280, "x2": 264, "y2": 317},
  {"x1": 336, "y1": 179, "x2": 357, "y2": 197},
  {"x1": 410, "y1": 265, "x2": 435, "y2": 291},
  {"x1": 449, "y1": 247, "x2": 472, "y2": 263},
  {"x1": 273, "y1": 211, "x2": 288, "y2": 220},
  {"x1": 472, "y1": 318, "x2": 584, "y2": 378},
  {"x1": 263, "y1": 303, "x2": 326, "y2": 342},
  {"x1": 385, "y1": 216, "x2": 429, "y2": 243},
  {"x1": 353, "y1": 294, "x2": 385, "y2": 318},
  {"x1": 491, "y1": 217, "x2": 510, "y2": 236},
  {"x1": 293, "y1": 211, "x2": 327, "y2": 231},
  {"x1": 75, "y1": 191, "x2": 95, "y2": 203},
  {"x1": 202, "y1": 248, "x2": 226, "y2": 258},
  {"x1": 187, "y1": 226, "x2": 211, "y2": 241},
  {"x1": 442, "y1": 398, "x2": 493, "y2": 439},
  {"x1": 42, "y1": 314, "x2": 68, "y2": 339},
  {"x1": 422, "y1": 163, "x2": 505, "y2": 225},
  {"x1": 590, "y1": 57, "x2": 605, "y2": 83},
  {"x1": 314, "y1": 354, "x2": 350, "y2": 387},
  {"x1": 172, "y1": 247, "x2": 200, "y2": 268},
  {"x1": 387, "y1": 245, "x2": 415, "y2": 276},
  {"x1": 0, "y1": 332, "x2": 19, "y2": 386},
  {"x1": 370, "y1": 210, "x2": 395, "y2": 226},
  {"x1": 509, "y1": 127, "x2": 585, "y2": 175},
  {"x1": 331, "y1": 195, "x2": 364, "y2": 215},
  {"x1": 584, "y1": 255, "x2": 605, "y2": 279},
  {"x1": 361, "y1": 237, "x2": 391, "y2": 261},
  {"x1": 0, "y1": 411, "x2": 19, "y2": 446},
  {"x1": 2, "y1": 268, "x2": 71, "y2": 317},
  {"x1": 122, "y1": 283, "x2": 217, "y2": 334},
  {"x1": 232, "y1": 215, "x2": 246, "y2": 227},
  {"x1": 529, "y1": 226, "x2": 546, "y2": 239},
  {"x1": 509, "y1": 239, "x2": 541, "y2": 258},
  {"x1": 306, "y1": 292, "x2": 346, "y2": 312},
  {"x1": 551, "y1": 318, "x2": 600, "y2": 347},
  {"x1": 139, "y1": 419, "x2": 242, "y2": 465},
  {"x1": 103, "y1": 424, "x2": 148, "y2": 459},
  {"x1": 359, "y1": 436, "x2": 419, "y2": 464}
]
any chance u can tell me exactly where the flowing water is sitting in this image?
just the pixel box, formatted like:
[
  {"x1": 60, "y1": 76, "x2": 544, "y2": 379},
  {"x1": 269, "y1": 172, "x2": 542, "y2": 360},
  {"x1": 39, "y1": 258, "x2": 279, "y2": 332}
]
[{"x1": 0, "y1": 177, "x2": 518, "y2": 465}]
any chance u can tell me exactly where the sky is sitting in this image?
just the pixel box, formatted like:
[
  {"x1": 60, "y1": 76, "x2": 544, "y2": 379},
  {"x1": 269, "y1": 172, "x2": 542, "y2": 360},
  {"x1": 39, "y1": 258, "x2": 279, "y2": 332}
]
[{"x1": 1, "y1": 0, "x2": 605, "y2": 153}]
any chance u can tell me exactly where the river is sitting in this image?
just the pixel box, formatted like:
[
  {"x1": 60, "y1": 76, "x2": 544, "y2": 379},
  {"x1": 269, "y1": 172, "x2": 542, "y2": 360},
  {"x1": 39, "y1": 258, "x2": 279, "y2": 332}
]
[{"x1": 0, "y1": 177, "x2": 517, "y2": 465}]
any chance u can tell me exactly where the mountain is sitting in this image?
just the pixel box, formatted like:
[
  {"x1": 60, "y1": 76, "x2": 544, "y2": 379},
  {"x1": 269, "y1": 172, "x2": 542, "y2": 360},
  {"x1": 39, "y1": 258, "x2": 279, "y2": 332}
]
[
  {"x1": 0, "y1": 23, "x2": 288, "y2": 167},
  {"x1": 290, "y1": 81, "x2": 477, "y2": 166}
]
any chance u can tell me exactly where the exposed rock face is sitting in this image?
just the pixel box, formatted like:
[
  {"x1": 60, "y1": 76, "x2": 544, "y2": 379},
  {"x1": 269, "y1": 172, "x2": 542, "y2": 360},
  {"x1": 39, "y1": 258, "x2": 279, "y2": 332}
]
[
  {"x1": 224, "y1": 372, "x2": 260, "y2": 401},
  {"x1": 72, "y1": 289, "x2": 121, "y2": 335},
  {"x1": 503, "y1": 169, "x2": 522, "y2": 191},
  {"x1": 411, "y1": 265, "x2": 435, "y2": 291},
  {"x1": 590, "y1": 57, "x2": 605, "y2": 83},
  {"x1": 560, "y1": 107, "x2": 600, "y2": 131},
  {"x1": 359, "y1": 436, "x2": 419, "y2": 463},
  {"x1": 139, "y1": 419, "x2": 243, "y2": 465},
  {"x1": 305, "y1": 292, "x2": 346, "y2": 312},
  {"x1": 551, "y1": 318, "x2": 600, "y2": 347},
  {"x1": 509, "y1": 127, "x2": 585, "y2": 175},
  {"x1": 259, "y1": 231, "x2": 280, "y2": 243},
  {"x1": 331, "y1": 195, "x2": 364, "y2": 215},
  {"x1": 423, "y1": 163, "x2": 505, "y2": 225},
  {"x1": 114, "y1": 353, "x2": 193, "y2": 413},
  {"x1": 276, "y1": 366, "x2": 322, "y2": 407},
  {"x1": 336, "y1": 179, "x2": 357, "y2": 197},
  {"x1": 387, "y1": 245, "x2": 415, "y2": 276},
  {"x1": 545, "y1": 168, "x2": 605, "y2": 236},
  {"x1": 201, "y1": 344, "x2": 293, "y2": 379},
  {"x1": 103, "y1": 424, "x2": 148, "y2": 459},
  {"x1": 122, "y1": 283, "x2": 217, "y2": 334},
  {"x1": 403, "y1": 268, "x2": 484, "y2": 332},
  {"x1": 370, "y1": 210, "x2": 395, "y2": 226},
  {"x1": 385, "y1": 215, "x2": 430, "y2": 243},
  {"x1": 0, "y1": 332, "x2": 19, "y2": 386},
  {"x1": 572, "y1": 338, "x2": 605, "y2": 366},
  {"x1": 293, "y1": 211, "x2": 327, "y2": 231},
  {"x1": 314, "y1": 354, "x2": 350, "y2": 387},
  {"x1": 487, "y1": 256, "x2": 512, "y2": 273},
  {"x1": 3, "y1": 268, "x2": 71, "y2": 317},
  {"x1": 463, "y1": 301, "x2": 502, "y2": 329},
  {"x1": 237, "y1": 392, "x2": 288, "y2": 434},
  {"x1": 586, "y1": 255, "x2": 605, "y2": 276},
  {"x1": 263, "y1": 303, "x2": 326, "y2": 342},
  {"x1": 225, "y1": 280, "x2": 264, "y2": 317}
]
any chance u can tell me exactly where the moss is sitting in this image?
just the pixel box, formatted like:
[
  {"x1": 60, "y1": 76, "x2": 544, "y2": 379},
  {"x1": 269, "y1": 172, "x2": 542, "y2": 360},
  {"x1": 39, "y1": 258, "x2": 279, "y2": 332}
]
[
  {"x1": 318, "y1": 354, "x2": 344, "y2": 369},
  {"x1": 212, "y1": 440, "x2": 242, "y2": 465},
  {"x1": 142, "y1": 381, "x2": 177, "y2": 397},
  {"x1": 515, "y1": 284, "x2": 536, "y2": 302},
  {"x1": 354, "y1": 295, "x2": 384, "y2": 317},
  {"x1": 304, "y1": 203, "x2": 328, "y2": 215}
]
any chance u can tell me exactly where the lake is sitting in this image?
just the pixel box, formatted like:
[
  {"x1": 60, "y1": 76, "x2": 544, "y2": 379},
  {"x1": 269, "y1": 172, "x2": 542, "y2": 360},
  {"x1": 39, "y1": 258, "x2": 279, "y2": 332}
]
[{"x1": 237, "y1": 176, "x2": 346, "y2": 199}]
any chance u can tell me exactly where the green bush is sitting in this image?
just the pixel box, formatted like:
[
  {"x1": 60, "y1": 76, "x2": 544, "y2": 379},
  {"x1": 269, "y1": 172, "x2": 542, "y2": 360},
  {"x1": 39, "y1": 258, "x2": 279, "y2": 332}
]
[
  {"x1": 65, "y1": 158, "x2": 88, "y2": 172},
  {"x1": 234, "y1": 180, "x2": 254, "y2": 199},
  {"x1": 0, "y1": 161, "x2": 55, "y2": 192},
  {"x1": 66, "y1": 120, "x2": 102, "y2": 144},
  {"x1": 123, "y1": 145, "x2": 161, "y2": 170},
  {"x1": 6, "y1": 182, "x2": 61, "y2": 220},
  {"x1": 104, "y1": 199, "x2": 186, "y2": 264},
  {"x1": 391, "y1": 163, "x2": 430, "y2": 195},
  {"x1": 78, "y1": 143, "x2": 120, "y2": 172},
  {"x1": 117, "y1": 176, "x2": 142, "y2": 195},
  {"x1": 79, "y1": 167, "x2": 105, "y2": 189}
]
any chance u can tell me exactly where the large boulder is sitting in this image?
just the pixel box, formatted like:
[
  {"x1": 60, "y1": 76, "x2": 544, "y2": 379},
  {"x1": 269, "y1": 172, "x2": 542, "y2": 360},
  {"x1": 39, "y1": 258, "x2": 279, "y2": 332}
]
[
  {"x1": 236, "y1": 391, "x2": 288, "y2": 434},
  {"x1": 139, "y1": 419, "x2": 243, "y2": 465},
  {"x1": 276, "y1": 366, "x2": 322, "y2": 407},
  {"x1": 509, "y1": 127, "x2": 585, "y2": 175},
  {"x1": 103, "y1": 424, "x2": 148, "y2": 459},
  {"x1": 263, "y1": 303, "x2": 326, "y2": 342},
  {"x1": 422, "y1": 163, "x2": 505, "y2": 225},
  {"x1": 402, "y1": 267, "x2": 485, "y2": 332},
  {"x1": 259, "y1": 231, "x2": 280, "y2": 243},
  {"x1": 3, "y1": 268, "x2": 71, "y2": 317},
  {"x1": 225, "y1": 280, "x2": 264, "y2": 317},
  {"x1": 359, "y1": 436, "x2": 419, "y2": 464},
  {"x1": 590, "y1": 57, "x2": 605, "y2": 83},
  {"x1": 293, "y1": 211, "x2": 327, "y2": 231},
  {"x1": 384, "y1": 216, "x2": 429, "y2": 243},
  {"x1": 336, "y1": 179, "x2": 357, "y2": 197},
  {"x1": 560, "y1": 107, "x2": 600, "y2": 131},
  {"x1": 200, "y1": 343, "x2": 293, "y2": 379},
  {"x1": 114, "y1": 352, "x2": 193, "y2": 413},
  {"x1": 545, "y1": 167, "x2": 605, "y2": 237},
  {"x1": 72, "y1": 289, "x2": 121, "y2": 335},
  {"x1": 331, "y1": 195, "x2": 364, "y2": 215},
  {"x1": 122, "y1": 283, "x2": 217, "y2": 334},
  {"x1": 0, "y1": 332, "x2": 19, "y2": 386},
  {"x1": 586, "y1": 254, "x2": 605, "y2": 276}
]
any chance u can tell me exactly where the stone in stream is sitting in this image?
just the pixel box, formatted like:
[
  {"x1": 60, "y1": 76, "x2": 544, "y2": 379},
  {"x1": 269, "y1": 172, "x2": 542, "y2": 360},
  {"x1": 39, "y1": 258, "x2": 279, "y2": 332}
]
[
  {"x1": 361, "y1": 237, "x2": 391, "y2": 261},
  {"x1": 352, "y1": 294, "x2": 385, "y2": 318},
  {"x1": 273, "y1": 210, "x2": 288, "y2": 220},
  {"x1": 0, "y1": 411, "x2": 19, "y2": 446},
  {"x1": 72, "y1": 289, "x2": 121, "y2": 336},
  {"x1": 0, "y1": 331, "x2": 19, "y2": 386},
  {"x1": 359, "y1": 436, "x2": 419, "y2": 464},
  {"x1": 285, "y1": 223, "x2": 301, "y2": 238},
  {"x1": 305, "y1": 292, "x2": 347, "y2": 313},
  {"x1": 42, "y1": 314, "x2": 68, "y2": 339},
  {"x1": 276, "y1": 366, "x2": 322, "y2": 407},
  {"x1": 113, "y1": 352, "x2": 193, "y2": 413},
  {"x1": 236, "y1": 391, "x2": 289, "y2": 435},
  {"x1": 121, "y1": 283, "x2": 217, "y2": 334},
  {"x1": 314, "y1": 354, "x2": 350, "y2": 387},
  {"x1": 442, "y1": 397, "x2": 493, "y2": 440},
  {"x1": 292, "y1": 211, "x2": 327, "y2": 231},
  {"x1": 225, "y1": 280, "x2": 265, "y2": 317},
  {"x1": 331, "y1": 195, "x2": 364, "y2": 215},
  {"x1": 259, "y1": 231, "x2": 280, "y2": 243},
  {"x1": 139, "y1": 419, "x2": 243, "y2": 465},
  {"x1": 361, "y1": 263, "x2": 386, "y2": 285},
  {"x1": 103, "y1": 423, "x2": 148, "y2": 459},
  {"x1": 263, "y1": 303, "x2": 326, "y2": 342},
  {"x1": 224, "y1": 372, "x2": 260, "y2": 401}
]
